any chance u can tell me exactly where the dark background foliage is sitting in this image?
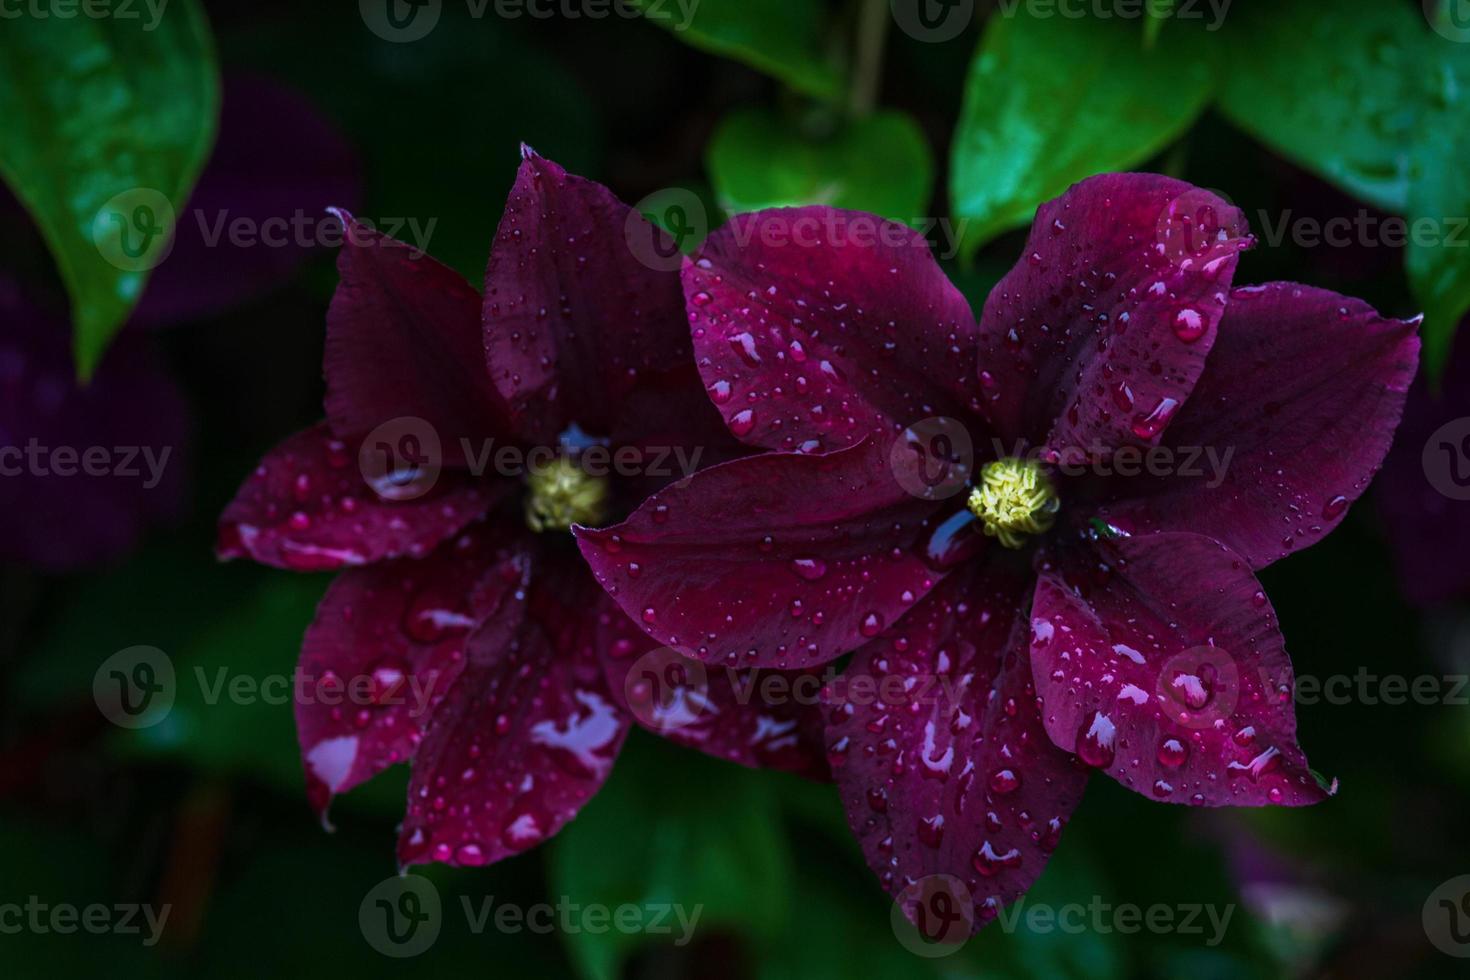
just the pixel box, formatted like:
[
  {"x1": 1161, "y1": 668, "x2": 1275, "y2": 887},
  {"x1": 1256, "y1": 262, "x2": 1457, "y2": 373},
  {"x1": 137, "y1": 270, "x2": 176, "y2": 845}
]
[{"x1": 2, "y1": 1, "x2": 1468, "y2": 976}]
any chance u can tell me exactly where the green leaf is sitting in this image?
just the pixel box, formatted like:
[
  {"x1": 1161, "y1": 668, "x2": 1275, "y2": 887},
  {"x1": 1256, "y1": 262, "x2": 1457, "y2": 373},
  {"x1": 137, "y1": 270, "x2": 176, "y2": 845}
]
[
  {"x1": 1216, "y1": 0, "x2": 1470, "y2": 376},
  {"x1": 550, "y1": 734, "x2": 793, "y2": 980},
  {"x1": 631, "y1": 0, "x2": 843, "y2": 102},
  {"x1": 708, "y1": 107, "x2": 934, "y2": 223},
  {"x1": 1406, "y1": 122, "x2": 1470, "y2": 373},
  {"x1": 949, "y1": 12, "x2": 1213, "y2": 256},
  {"x1": 0, "y1": 1, "x2": 219, "y2": 378}
]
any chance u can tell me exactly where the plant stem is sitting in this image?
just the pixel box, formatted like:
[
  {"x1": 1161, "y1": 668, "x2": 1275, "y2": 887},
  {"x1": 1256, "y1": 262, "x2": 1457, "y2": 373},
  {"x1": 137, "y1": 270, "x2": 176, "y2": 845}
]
[{"x1": 849, "y1": 0, "x2": 889, "y2": 117}]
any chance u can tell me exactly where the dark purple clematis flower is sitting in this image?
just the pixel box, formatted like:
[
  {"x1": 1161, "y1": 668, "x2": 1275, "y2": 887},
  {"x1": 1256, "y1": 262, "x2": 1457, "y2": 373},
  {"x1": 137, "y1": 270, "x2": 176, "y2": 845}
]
[
  {"x1": 218, "y1": 150, "x2": 826, "y2": 869},
  {"x1": 577, "y1": 174, "x2": 1419, "y2": 927}
]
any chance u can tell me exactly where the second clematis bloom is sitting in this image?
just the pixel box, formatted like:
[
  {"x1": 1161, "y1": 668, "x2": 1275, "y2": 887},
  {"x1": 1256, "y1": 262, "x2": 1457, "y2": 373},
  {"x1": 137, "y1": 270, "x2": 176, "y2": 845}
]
[
  {"x1": 577, "y1": 174, "x2": 1420, "y2": 928},
  {"x1": 218, "y1": 150, "x2": 825, "y2": 870}
]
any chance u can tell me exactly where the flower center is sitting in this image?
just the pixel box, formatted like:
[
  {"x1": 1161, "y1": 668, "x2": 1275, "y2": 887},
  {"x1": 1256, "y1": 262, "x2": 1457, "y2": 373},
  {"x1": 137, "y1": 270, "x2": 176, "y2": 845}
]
[
  {"x1": 525, "y1": 456, "x2": 609, "y2": 532},
  {"x1": 966, "y1": 457, "x2": 1059, "y2": 549}
]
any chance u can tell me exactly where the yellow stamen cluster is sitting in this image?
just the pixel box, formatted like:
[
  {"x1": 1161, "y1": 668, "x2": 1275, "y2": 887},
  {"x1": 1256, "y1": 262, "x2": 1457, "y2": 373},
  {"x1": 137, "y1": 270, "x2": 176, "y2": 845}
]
[
  {"x1": 525, "y1": 456, "x2": 609, "y2": 532},
  {"x1": 966, "y1": 458, "x2": 1059, "y2": 549}
]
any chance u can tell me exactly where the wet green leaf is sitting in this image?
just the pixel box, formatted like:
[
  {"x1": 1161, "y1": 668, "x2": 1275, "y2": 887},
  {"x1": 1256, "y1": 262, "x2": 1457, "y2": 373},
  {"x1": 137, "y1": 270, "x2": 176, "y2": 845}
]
[
  {"x1": 950, "y1": 11, "x2": 1212, "y2": 256},
  {"x1": 631, "y1": 0, "x2": 843, "y2": 101},
  {"x1": 0, "y1": 1, "x2": 218, "y2": 377},
  {"x1": 708, "y1": 107, "x2": 934, "y2": 223},
  {"x1": 1217, "y1": 0, "x2": 1470, "y2": 376}
]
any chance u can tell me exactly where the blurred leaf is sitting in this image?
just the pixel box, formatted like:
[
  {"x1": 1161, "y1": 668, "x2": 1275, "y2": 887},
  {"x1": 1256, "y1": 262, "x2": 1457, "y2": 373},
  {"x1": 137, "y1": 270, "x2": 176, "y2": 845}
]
[
  {"x1": 1404, "y1": 87, "x2": 1470, "y2": 378},
  {"x1": 0, "y1": 818, "x2": 160, "y2": 976},
  {"x1": 21, "y1": 536, "x2": 414, "y2": 814},
  {"x1": 0, "y1": 1, "x2": 218, "y2": 377},
  {"x1": 1217, "y1": 0, "x2": 1470, "y2": 376},
  {"x1": 708, "y1": 108, "x2": 934, "y2": 222},
  {"x1": 111, "y1": 572, "x2": 326, "y2": 789},
  {"x1": 753, "y1": 873, "x2": 939, "y2": 980},
  {"x1": 550, "y1": 734, "x2": 793, "y2": 980},
  {"x1": 631, "y1": 0, "x2": 843, "y2": 101},
  {"x1": 949, "y1": 11, "x2": 1211, "y2": 257},
  {"x1": 961, "y1": 842, "x2": 1124, "y2": 979}
]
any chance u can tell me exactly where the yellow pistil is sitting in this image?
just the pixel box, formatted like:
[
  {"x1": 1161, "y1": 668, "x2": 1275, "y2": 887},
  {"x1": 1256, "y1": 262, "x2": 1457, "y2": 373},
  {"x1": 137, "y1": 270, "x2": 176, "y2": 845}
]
[
  {"x1": 966, "y1": 458, "x2": 1059, "y2": 549},
  {"x1": 525, "y1": 456, "x2": 609, "y2": 532}
]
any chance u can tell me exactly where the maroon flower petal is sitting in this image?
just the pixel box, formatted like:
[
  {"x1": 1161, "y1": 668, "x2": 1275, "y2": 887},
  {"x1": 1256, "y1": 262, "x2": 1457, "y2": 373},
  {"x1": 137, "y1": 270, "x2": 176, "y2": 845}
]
[
  {"x1": 976, "y1": 174, "x2": 1250, "y2": 453},
  {"x1": 1030, "y1": 532, "x2": 1334, "y2": 807},
  {"x1": 825, "y1": 559, "x2": 1089, "y2": 930},
  {"x1": 483, "y1": 149, "x2": 694, "y2": 444},
  {"x1": 296, "y1": 525, "x2": 529, "y2": 816},
  {"x1": 1095, "y1": 284, "x2": 1419, "y2": 568},
  {"x1": 397, "y1": 566, "x2": 631, "y2": 868},
  {"x1": 597, "y1": 617, "x2": 829, "y2": 779},
  {"x1": 684, "y1": 207, "x2": 979, "y2": 452},
  {"x1": 324, "y1": 214, "x2": 508, "y2": 466},
  {"x1": 217, "y1": 422, "x2": 499, "y2": 571},
  {"x1": 575, "y1": 440, "x2": 942, "y2": 670}
]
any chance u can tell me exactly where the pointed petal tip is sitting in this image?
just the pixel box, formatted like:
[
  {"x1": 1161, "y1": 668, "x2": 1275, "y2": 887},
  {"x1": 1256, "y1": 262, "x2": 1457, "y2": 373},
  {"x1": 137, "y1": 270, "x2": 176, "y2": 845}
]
[
  {"x1": 214, "y1": 523, "x2": 245, "y2": 562},
  {"x1": 519, "y1": 142, "x2": 539, "y2": 161}
]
